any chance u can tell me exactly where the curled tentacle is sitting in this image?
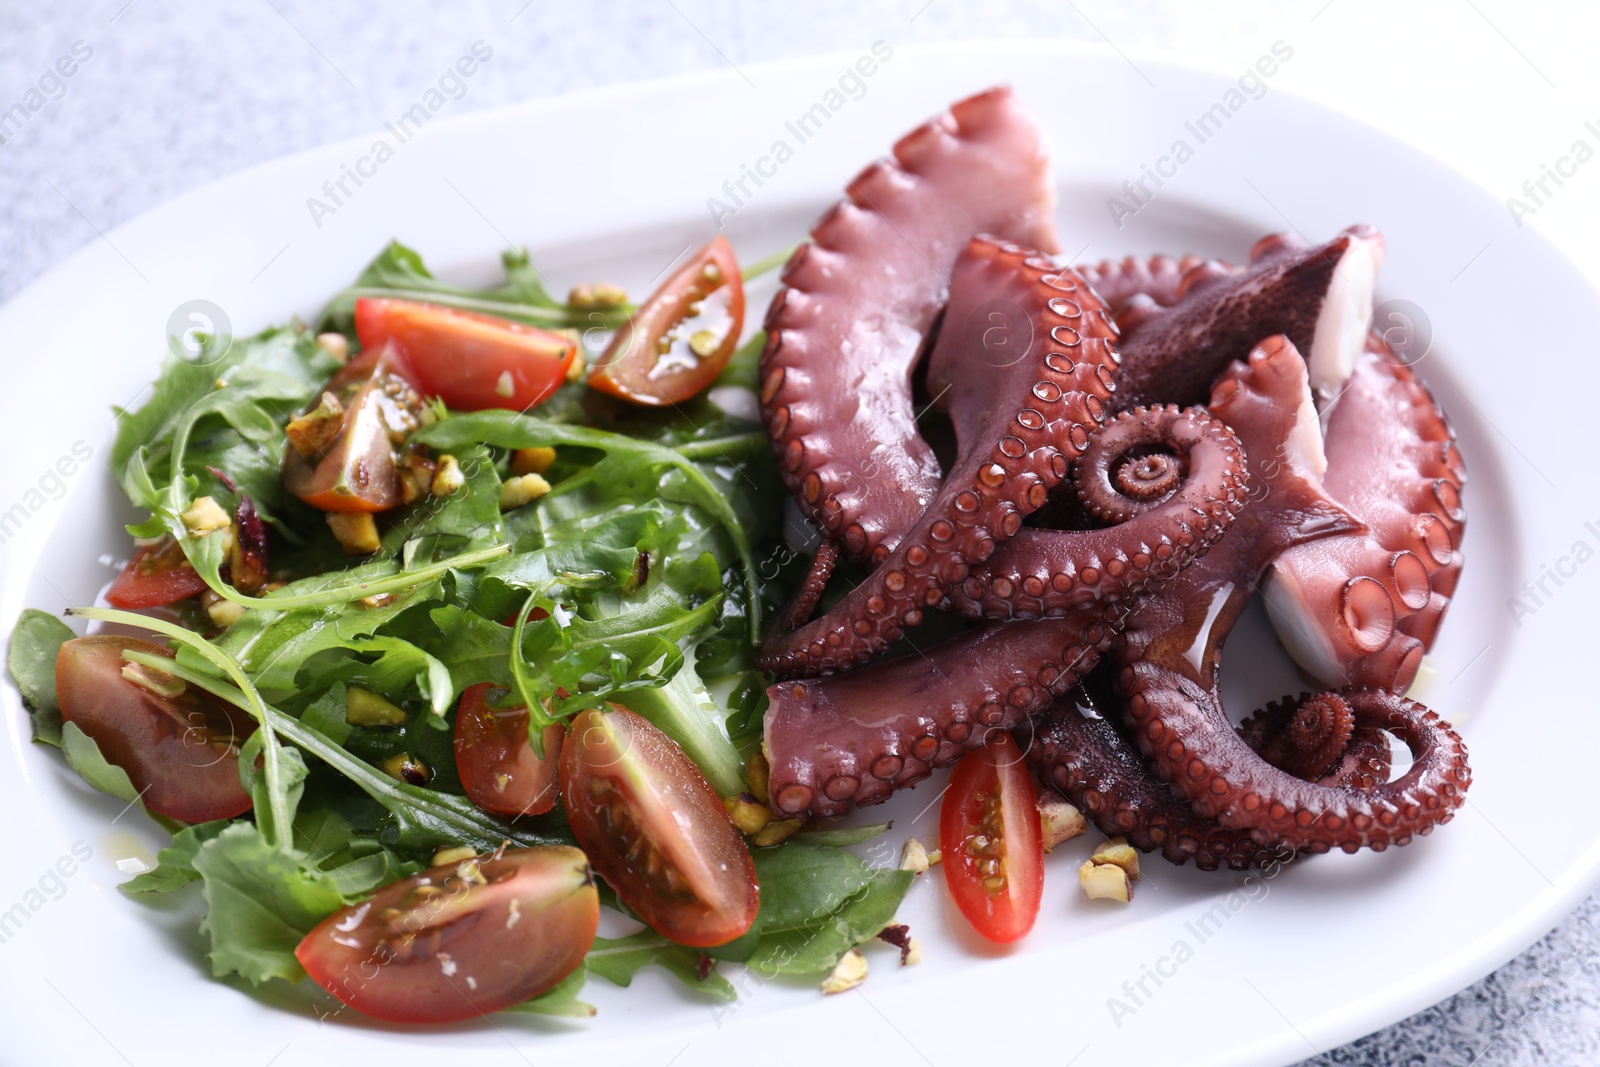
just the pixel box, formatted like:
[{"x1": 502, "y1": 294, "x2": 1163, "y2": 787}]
[
  {"x1": 763, "y1": 606, "x2": 1112, "y2": 820},
  {"x1": 944, "y1": 404, "x2": 1249, "y2": 620},
  {"x1": 1077, "y1": 253, "x2": 1238, "y2": 319},
  {"x1": 781, "y1": 540, "x2": 838, "y2": 631},
  {"x1": 1236, "y1": 692, "x2": 1392, "y2": 786},
  {"x1": 760, "y1": 86, "x2": 1060, "y2": 569},
  {"x1": 757, "y1": 241, "x2": 1120, "y2": 678}
]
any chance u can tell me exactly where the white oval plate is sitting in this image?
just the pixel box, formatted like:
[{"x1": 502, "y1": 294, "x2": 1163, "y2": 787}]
[{"x1": 2, "y1": 42, "x2": 1595, "y2": 1067}]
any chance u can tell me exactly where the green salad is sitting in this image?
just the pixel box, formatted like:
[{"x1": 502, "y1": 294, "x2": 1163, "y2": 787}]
[{"x1": 7, "y1": 236, "x2": 913, "y2": 1023}]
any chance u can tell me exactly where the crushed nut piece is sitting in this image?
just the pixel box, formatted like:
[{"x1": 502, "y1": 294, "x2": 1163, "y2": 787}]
[
  {"x1": 1079, "y1": 860, "x2": 1133, "y2": 903},
  {"x1": 431, "y1": 454, "x2": 466, "y2": 496},
  {"x1": 1090, "y1": 836, "x2": 1142, "y2": 881},
  {"x1": 120, "y1": 660, "x2": 185, "y2": 698},
  {"x1": 432, "y1": 845, "x2": 477, "y2": 867},
  {"x1": 201, "y1": 591, "x2": 246, "y2": 628},
  {"x1": 567, "y1": 282, "x2": 628, "y2": 310},
  {"x1": 181, "y1": 496, "x2": 232, "y2": 536},
  {"x1": 285, "y1": 392, "x2": 346, "y2": 457},
  {"x1": 903, "y1": 937, "x2": 923, "y2": 966},
  {"x1": 510, "y1": 446, "x2": 557, "y2": 476},
  {"x1": 381, "y1": 753, "x2": 430, "y2": 786},
  {"x1": 819, "y1": 948, "x2": 868, "y2": 994},
  {"x1": 315, "y1": 332, "x2": 350, "y2": 363},
  {"x1": 1040, "y1": 796, "x2": 1088, "y2": 853},
  {"x1": 346, "y1": 687, "x2": 407, "y2": 727},
  {"x1": 327, "y1": 512, "x2": 381, "y2": 555},
  {"x1": 751, "y1": 819, "x2": 801, "y2": 847},
  {"x1": 900, "y1": 837, "x2": 932, "y2": 873},
  {"x1": 398, "y1": 454, "x2": 436, "y2": 505},
  {"x1": 724, "y1": 793, "x2": 772, "y2": 836},
  {"x1": 742, "y1": 750, "x2": 771, "y2": 805},
  {"x1": 499, "y1": 473, "x2": 551, "y2": 510}
]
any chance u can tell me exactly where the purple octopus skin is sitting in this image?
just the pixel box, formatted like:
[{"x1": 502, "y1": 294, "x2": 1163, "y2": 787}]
[
  {"x1": 1107, "y1": 334, "x2": 1471, "y2": 854},
  {"x1": 763, "y1": 606, "x2": 1112, "y2": 820},
  {"x1": 1027, "y1": 681, "x2": 1391, "y2": 870},
  {"x1": 759, "y1": 86, "x2": 1059, "y2": 573},
  {"x1": 1262, "y1": 336, "x2": 1467, "y2": 693},
  {"x1": 756, "y1": 237, "x2": 1122, "y2": 678},
  {"x1": 1107, "y1": 227, "x2": 1386, "y2": 413}
]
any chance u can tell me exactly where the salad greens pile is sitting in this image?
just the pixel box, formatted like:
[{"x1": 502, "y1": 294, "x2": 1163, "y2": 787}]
[{"x1": 7, "y1": 240, "x2": 913, "y2": 1017}]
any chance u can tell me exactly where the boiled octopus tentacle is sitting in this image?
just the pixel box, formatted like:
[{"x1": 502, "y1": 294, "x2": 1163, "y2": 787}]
[
  {"x1": 779, "y1": 539, "x2": 839, "y2": 632},
  {"x1": 763, "y1": 605, "x2": 1113, "y2": 820},
  {"x1": 759, "y1": 86, "x2": 1059, "y2": 570},
  {"x1": 1109, "y1": 226, "x2": 1386, "y2": 412},
  {"x1": 944, "y1": 403, "x2": 1249, "y2": 620},
  {"x1": 1261, "y1": 336, "x2": 1467, "y2": 692},
  {"x1": 1077, "y1": 253, "x2": 1237, "y2": 316},
  {"x1": 1107, "y1": 335, "x2": 1470, "y2": 853},
  {"x1": 757, "y1": 239, "x2": 1121, "y2": 678},
  {"x1": 1026, "y1": 681, "x2": 1391, "y2": 870},
  {"x1": 1236, "y1": 692, "x2": 1392, "y2": 789}
]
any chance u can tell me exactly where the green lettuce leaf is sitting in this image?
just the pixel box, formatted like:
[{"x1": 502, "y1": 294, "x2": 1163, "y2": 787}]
[
  {"x1": 585, "y1": 930, "x2": 736, "y2": 1000},
  {"x1": 7, "y1": 608, "x2": 73, "y2": 746}
]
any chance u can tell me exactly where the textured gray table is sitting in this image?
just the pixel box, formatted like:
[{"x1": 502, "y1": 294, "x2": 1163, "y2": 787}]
[{"x1": 4, "y1": 3, "x2": 1596, "y2": 1064}]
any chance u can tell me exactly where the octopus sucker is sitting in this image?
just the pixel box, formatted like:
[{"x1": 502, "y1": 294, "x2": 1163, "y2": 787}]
[{"x1": 754, "y1": 86, "x2": 1470, "y2": 870}]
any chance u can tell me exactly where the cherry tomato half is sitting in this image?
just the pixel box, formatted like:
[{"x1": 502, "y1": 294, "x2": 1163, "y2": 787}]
[
  {"x1": 355, "y1": 298, "x2": 576, "y2": 413},
  {"x1": 561, "y1": 705, "x2": 757, "y2": 947},
  {"x1": 55, "y1": 636, "x2": 254, "y2": 823},
  {"x1": 939, "y1": 732, "x2": 1044, "y2": 944},
  {"x1": 453, "y1": 683, "x2": 564, "y2": 819},
  {"x1": 296, "y1": 845, "x2": 598, "y2": 1024},
  {"x1": 587, "y1": 235, "x2": 744, "y2": 406},
  {"x1": 282, "y1": 347, "x2": 426, "y2": 512},
  {"x1": 104, "y1": 537, "x2": 207, "y2": 608}
]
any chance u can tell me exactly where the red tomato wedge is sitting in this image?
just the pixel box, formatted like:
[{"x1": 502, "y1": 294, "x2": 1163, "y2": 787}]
[
  {"x1": 104, "y1": 537, "x2": 206, "y2": 608},
  {"x1": 560, "y1": 705, "x2": 757, "y2": 947},
  {"x1": 453, "y1": 683, "x2": 564, "y2": 818},
  {"x1": 296, "y1": 845, "x2": 598, "y2": 1024},
  {"x1": 281, "y1": 347, "x2": 425, "y2": 512},
  {"x1": 355, "y1": 298, "x2": 576, "y2": 412},
  {"x1": 588, "y1": 236, "x2": 744, "y2": 406},
  {"x1": 55, "y1": 636, "x2": 254, "y2": 823},
  {"x1": 939, "y1": 733, "x2": 1044, "y2": 944}
]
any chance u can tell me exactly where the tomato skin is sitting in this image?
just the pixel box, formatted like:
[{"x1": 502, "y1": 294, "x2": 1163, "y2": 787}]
[
  {"x1": 295, "y1": 845, "x2": 598, "y2": 1024},
  {"x1": 355, "y1": 298, "x2": 576, "y2": 413},
  {"x1": 282, "y1": 347, "x2": 425, "y2": 512},
  {"x1": 939, "y1": 733, "x2": 1044, "y2": 944},
  {"x1": 588, "y1": 236, "x2": 744, "y2": 406},
  {"x1": 104, "y1": 538, "x2": 207, "y2": 608},
  {"x1": 54, "y1": 636, "x2": 254, "y2": 823},
  {"x1": 453, "y1": 683, "x2": 564, "y2": 818},
  {"x1": 561, "y1": 705, "x2": 757, "y2": 947}
]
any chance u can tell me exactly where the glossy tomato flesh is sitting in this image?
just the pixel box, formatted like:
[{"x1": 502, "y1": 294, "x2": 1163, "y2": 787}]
[
  {"x1": 296, "y1": 845, "x2": 597, "y2": 1023},
  {"x1": 588, "y1": 235, "x2": 744, "y2": 406},
  {"x1": 453, "y1": 683, "x2": 564, "y2": 818},
  {"x1": 939, "y1": 732, "x2": 1044, "y2": 944},
  {"x1": 561, "y1": 705, "x2": 757, "y2": 947},
  {"x1": 355, "y1": 298, "x2": 576, "y2": 413},
  {"x1": 55, "y1": 636, "x2": 254, "y2": 822},
  {"x1": 104, "y1": 537, "x2": 207, "y2": 608},
  {"x1": 282, "y1": 346, "x2": 425, "y2": 512}
]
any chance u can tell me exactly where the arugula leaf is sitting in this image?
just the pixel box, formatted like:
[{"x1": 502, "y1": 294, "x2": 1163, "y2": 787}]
[
  {"x1": 7, "y1": 609, "x2": 73, "y2": 746},
  {"x1": 192, "y1": 823, "x2": 345, "y2": 984},
  {"x1": 794, "y1": 822, "x2": 894, "y2": 848},
  {"x1": 500, "y1": 963, "x2": 597, "y2": 1018},
  {"x1": 741, "y1": 841, "x2": 914, "y2": 977},
  {"x1": 120, "y1": 821, "x2": 230, "y2": 895},
  {"x1": 60, "y1": 721, "x2": 141, "y2": 804},
  {"x1": 585, "y1": 930, "x2": 735, "y2": 1000},
  {"x1": 316, "y1": 242, "x2": 624, "y2": 334}
]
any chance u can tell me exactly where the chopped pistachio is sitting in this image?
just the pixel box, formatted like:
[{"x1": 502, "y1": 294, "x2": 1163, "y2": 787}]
[
  {"x1": 285, "y1": 392, "x2": 346, "y2": 457},
  {"x1": 1090, "y1": 836, "x2": 1142, "y2": 881},
  {"x1": 431, "y1": 454, "x2": 466, "y2": 496},
  {"x1": 180, "y1": 496, "x2": 232, "y2": 536},
  {"x1": 900, "y1": 837, "x2": 933, "y2": 874},
  {"x1": 510, "y1": 446, "x2": 557, "y2": 476},
  {"x1": 432, "y1": 845, "x2": 477, "y2": 867},
  {"x1": 315, "y1": 332, "x2": 350, "y2": 363},
  {"x1": 1079, "y1": 860, "x2": 1133, "y2": 903},
  {"x1": 201, "y1": 591, "x2": 246, "y2": 629},
  {"x1": 742, "y1": 750, "x2": 772, "y2": 806},
  {"x1": 903, "y1": 937, "x2": 923, "y2": 966},
  {"x1": 751, "y1": 818, "x2": 801, "y2": 847},
  {"x1": 819, "y1": 948, "x2": 868, "y2": 994},
  {"x1": 327, "y1": 512, "x2": 381, "y2": 555},
  {"x1": 724, "y1": 793, "x2": 772, "y2": 836},
  {"x1": 398, "y1": 454, "x2": 435, "y2": 505},
  {"x1": 346, "y1": 687, "x2": 407, "y2": 727},
  {"x1": 499, "y1": 472, "x2": 551, "y2": 510},
  {"x1": 1040, "y1": 796, "x2": 1088, "y2": 853},
  {"x1": 120, "y1": 660, "x2": 185, "y2": 699},
  {"x1": 381, "y1": 753, "x2": 430, "y2": 786},
  {"x1": 567, "y1": 282, "x2": 628, "y2": 310}
]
